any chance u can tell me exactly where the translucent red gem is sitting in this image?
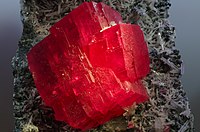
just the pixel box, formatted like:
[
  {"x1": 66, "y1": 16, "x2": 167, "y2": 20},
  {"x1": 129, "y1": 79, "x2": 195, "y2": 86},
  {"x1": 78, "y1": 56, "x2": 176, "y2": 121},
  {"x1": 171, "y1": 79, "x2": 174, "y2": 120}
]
[{"x1": 27, "y1": 2, "x2": 150, "y2": 130}]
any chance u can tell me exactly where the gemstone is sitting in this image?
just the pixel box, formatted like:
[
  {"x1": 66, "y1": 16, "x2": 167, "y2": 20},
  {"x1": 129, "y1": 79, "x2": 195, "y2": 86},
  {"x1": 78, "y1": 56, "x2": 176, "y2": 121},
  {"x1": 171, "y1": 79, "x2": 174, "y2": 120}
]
[{"x1": 27, "y1": 1, "x2": 150, "y2": 130}]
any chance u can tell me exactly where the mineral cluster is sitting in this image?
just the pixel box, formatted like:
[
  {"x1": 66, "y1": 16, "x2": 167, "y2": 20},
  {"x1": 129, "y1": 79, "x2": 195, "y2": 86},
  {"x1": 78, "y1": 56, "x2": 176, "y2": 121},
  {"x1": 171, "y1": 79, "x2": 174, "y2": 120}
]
[
  {"x1": 13, "y1": 0, "x2": 194, "y2": 131},
  {"x1": 27, "y1": 2, "x2": 150, "y2": 130}
]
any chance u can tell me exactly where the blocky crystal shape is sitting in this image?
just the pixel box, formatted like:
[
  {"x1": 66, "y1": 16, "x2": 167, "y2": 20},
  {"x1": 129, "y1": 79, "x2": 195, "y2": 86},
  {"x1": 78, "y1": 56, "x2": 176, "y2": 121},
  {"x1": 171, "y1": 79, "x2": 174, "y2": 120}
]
[{"x1": 27, "y1": 1, "x2": 150, "y2": 130}]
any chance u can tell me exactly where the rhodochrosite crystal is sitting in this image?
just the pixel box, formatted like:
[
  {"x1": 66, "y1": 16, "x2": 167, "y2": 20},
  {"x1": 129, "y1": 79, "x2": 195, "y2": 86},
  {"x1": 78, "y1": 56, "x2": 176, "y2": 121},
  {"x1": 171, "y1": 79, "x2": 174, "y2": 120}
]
[{"x1": 27, "y1": 2, "x2": 150, "y2": 130}]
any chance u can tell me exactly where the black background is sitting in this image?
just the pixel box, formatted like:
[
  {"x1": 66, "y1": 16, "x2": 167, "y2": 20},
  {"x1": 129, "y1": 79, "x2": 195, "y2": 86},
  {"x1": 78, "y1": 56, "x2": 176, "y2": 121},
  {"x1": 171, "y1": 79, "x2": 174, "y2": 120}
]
[{"x1": 0, "y1": 0, "x2": 199, "y2": 131}]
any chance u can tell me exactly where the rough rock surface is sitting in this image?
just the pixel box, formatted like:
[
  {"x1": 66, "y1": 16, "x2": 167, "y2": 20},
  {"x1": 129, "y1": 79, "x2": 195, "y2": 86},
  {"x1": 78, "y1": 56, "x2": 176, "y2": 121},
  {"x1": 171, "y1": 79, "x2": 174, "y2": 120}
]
[{"x1": 12, "y1": 0, "x2": 194, "y2": 131}]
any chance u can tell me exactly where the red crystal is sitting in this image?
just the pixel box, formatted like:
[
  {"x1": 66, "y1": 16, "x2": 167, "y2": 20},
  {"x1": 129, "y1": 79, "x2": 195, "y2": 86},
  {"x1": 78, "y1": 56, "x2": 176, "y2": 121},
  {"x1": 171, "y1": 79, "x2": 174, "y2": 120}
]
[{"x1": 27, "y1": 2, "x2": 150, "y2": 130}]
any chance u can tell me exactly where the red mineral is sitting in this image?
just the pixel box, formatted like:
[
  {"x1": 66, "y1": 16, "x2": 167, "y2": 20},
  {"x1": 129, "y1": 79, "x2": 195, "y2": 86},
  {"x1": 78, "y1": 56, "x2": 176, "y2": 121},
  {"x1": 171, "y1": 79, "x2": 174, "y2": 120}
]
[{"x1": 27, "y1": 1, "x2": 150, "y2": 130}]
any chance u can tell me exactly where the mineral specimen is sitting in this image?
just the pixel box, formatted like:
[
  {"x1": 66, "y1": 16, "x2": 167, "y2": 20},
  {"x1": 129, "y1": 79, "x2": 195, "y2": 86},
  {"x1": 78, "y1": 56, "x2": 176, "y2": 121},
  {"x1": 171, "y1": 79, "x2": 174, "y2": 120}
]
[
  {"x1": 13, "y1": 0, "x2": 194, "y2": 131},
  {"x1": 27, "y1": 2, "x2": 149, "y2": 130}
]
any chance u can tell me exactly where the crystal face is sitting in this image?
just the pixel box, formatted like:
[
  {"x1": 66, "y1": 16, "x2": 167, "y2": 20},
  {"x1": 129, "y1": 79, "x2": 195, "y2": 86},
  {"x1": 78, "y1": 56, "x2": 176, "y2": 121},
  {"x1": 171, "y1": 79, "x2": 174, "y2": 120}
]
[{"x1": 27, "y1": 2, "x2": 150, "y2": 130}]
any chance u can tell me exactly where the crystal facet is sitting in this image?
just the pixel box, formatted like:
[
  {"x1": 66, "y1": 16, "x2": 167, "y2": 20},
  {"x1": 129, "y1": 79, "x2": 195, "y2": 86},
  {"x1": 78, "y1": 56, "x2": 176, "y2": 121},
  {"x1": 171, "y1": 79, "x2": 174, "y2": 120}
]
[{"x1": 27, "y1": 2, "x2": 150, "y2": 130}]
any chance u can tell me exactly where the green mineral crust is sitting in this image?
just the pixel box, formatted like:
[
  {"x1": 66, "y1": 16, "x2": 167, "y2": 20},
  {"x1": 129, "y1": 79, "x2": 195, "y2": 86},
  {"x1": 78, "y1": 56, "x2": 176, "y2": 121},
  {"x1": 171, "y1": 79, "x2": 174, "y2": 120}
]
[{"x1": 12, "y1": 0, "x2": 194, "y2": 131}]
